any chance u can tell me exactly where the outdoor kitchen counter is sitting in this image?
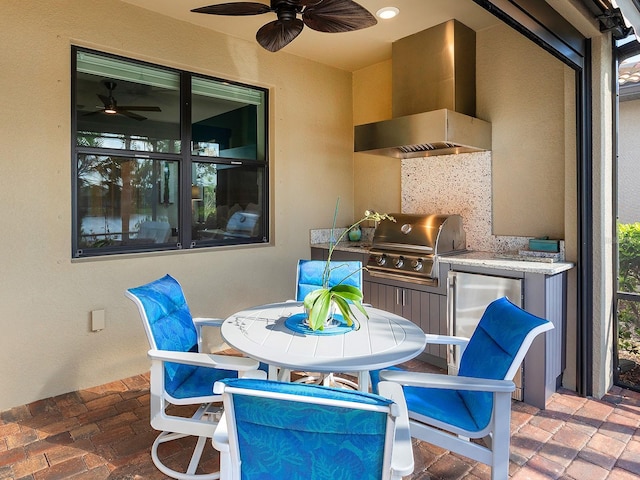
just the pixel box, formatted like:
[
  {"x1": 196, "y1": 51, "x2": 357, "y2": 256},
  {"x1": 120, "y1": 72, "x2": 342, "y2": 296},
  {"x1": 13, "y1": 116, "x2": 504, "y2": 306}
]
[
  {"x1": 311, "y1": 241, "x2": 574, "y2": 275},
  {"x1": 440, "y1": 251, "x2": 574, "y2": 275}
]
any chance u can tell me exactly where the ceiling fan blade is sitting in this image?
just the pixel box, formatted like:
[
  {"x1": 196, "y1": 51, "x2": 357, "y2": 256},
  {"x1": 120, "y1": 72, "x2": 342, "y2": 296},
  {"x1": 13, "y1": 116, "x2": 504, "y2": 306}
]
[
  {"x1": 117, "y1": 106, "x2": 162, "y2": 112},
  {"x1": 191, "y1": 2, "x2": 271, "y2": 16},
  {"x1": 256, "y1": 18, "x2": 304, "y2": 52},
  {"x1": 292, "y1": 0, "x2": 323, "y2": 6},
  {"x1": 119, "y1": 110, "x2": 147, "y2": 121},
  {"x1": 302, "y1": 0, "x2": 376, "y2": 33}
]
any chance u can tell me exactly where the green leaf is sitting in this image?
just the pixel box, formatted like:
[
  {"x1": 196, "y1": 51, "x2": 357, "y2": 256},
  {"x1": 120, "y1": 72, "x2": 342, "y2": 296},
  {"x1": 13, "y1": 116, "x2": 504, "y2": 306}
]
[
  {"x1": 352, "y1": 299, "x2": 368, "y2": 318},
  {"x1": 330, "y1": 284, "x2": 364, "y2": 301},
  {"x1": 332, "y1": 296, "x2": 353, "y2": 326},
  {"x1": 303, "y1": 288, "x2": 324, "y2": 310},
  {"x1": 307, "y1": 289, "x2": 331, "y2": 331}
]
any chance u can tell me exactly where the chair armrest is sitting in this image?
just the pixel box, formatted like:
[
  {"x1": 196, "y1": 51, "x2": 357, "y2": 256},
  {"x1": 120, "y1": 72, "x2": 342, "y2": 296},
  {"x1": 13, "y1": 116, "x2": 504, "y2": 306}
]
[
  {"x1": 379, "y1": 370, "x2": 516, "y2": 393},
  {"x1": 212, "y1": 412, "x2": 230, "y2": 452},
  {"x1": 192, "y1": 317, "x2": 224, "y2": 328},
  {"x1": 377, "y1": 381, "x2": 414, "y2": 478},
  {"x1": 424, "y1": 333, "x2": 470, "y2": 347},
  {"x1": 148, "y1": 349, "x2": 260, "y2": 371},
  {"x1": 241, "y1": 370, "x2": 268, "y2": 380},
  {"x1": 192, "y1": 317, "x2": 225, "y2": 351}
]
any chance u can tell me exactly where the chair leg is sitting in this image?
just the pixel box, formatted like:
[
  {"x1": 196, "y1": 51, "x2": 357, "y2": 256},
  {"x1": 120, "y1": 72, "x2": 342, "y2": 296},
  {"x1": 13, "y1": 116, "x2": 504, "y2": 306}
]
[
  {"x1": 187, "y1": 435, "x2": 209, "y2": 475},
  {"x1": 151, "y1": 431, "x2": 221, "y2": 480},
  {"x1": 294, "y1": 372, "x2": 359, "y2": 390},
  {"x1": 322, "y1": 373, "x2": 359, "y2": 390},
  {"x1": 150, "y1": 404, "x2": 222, "y2": 480},
  {"x1": 491, "y1": 394, "x2": 512, "y2": 480}
]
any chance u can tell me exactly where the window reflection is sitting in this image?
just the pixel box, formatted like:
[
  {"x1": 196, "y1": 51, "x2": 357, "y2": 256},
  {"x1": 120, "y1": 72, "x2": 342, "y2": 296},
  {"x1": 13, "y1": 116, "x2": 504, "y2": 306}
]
[
  {"x1": 75, "y1": 51, "x2": 181, "y2": 153},
  {"x1": 191, "y1": 163, "x2": 263, "y2": 242},
  {"x1": 72, "y1": 48, "x2": 268, "y2": 257},
  {"x1": 77, "y1": 154, "x2": 178, "y2": 250},
  {"x1": 192, "y1": 76, "x2": 266, "y2": 161}
]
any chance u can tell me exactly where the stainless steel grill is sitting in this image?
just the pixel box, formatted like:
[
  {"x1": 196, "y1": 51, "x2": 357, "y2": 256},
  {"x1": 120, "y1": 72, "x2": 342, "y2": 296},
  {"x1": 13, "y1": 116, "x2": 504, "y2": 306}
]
[{"x1": 367, "y1": 213, "x2": 466, "y2": 285}]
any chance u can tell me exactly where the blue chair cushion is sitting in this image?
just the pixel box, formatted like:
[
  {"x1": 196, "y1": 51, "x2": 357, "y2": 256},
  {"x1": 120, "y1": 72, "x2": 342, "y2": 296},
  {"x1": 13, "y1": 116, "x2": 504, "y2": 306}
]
[
  {"x1": 296, "y1": 260, "x2": 362, "y2": 301},
  {"x1": 219, "y1": 379, "x2": 391, "y2": 480},
  {"x1": 369, "y1": 366, "x2": 404, "y2": 394},
  {"x1": 167, "y1": 365, "x2": 238, "y2": 399},
  {"x1": 458, "y1": 297, "x2": 548, "y2": 430},
  {"x1": 127, "y1": 275, "x2": 198, "y2": 383},
  {"x1": 370, "y1": 298, "x2": 549, "y2": 433},
  {"x1": 370, "y1": 366, "x2": 487, "y2": 433},
  {"x1": 403, "y1": 386, "x2": 487, "y2": 432}
]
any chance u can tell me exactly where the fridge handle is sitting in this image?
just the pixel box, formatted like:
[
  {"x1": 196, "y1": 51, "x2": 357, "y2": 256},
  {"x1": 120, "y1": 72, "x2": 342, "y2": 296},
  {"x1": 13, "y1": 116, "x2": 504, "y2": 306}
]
[
  {"x1": 447, "y1": 272, "x2": 457, "y2": 368},
  {"x1": 447, "y1": 272, "x2": 456, "y2": 337}
]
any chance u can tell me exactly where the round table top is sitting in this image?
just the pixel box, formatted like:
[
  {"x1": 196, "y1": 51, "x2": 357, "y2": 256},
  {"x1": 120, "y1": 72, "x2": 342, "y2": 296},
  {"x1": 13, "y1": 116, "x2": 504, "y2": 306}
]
[{"x1": 222, "y1": 302, "x2": 427, "y2": 373}]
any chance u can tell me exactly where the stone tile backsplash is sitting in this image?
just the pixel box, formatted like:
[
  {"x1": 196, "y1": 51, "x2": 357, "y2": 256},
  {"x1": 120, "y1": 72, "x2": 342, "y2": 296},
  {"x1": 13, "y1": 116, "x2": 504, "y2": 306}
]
[
  {"x1": 401, "y1": 151, "x2": 529, "y2": 253},
  {"x1": 310, "y1": 227, "x2": 374, "y2": 245}
]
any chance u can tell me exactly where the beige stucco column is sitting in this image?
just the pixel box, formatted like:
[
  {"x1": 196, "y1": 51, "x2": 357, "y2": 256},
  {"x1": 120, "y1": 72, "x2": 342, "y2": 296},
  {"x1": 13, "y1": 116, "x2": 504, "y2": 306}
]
[{"x1": 591, "y1": 32, "x2": 616, "y2": 399}]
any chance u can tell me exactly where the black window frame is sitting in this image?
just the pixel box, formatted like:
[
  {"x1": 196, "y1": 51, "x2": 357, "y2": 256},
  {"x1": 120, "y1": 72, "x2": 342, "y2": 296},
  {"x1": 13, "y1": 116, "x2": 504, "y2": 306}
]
[{"x1": 71, "y1": 46, "x2": 269, "y2": 258}]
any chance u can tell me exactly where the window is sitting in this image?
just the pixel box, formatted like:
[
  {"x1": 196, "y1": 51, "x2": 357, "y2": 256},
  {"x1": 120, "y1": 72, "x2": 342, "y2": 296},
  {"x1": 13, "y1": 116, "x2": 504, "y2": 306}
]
[{"x1": 72, "y1": 47, "x2": 268, "y2": 257}]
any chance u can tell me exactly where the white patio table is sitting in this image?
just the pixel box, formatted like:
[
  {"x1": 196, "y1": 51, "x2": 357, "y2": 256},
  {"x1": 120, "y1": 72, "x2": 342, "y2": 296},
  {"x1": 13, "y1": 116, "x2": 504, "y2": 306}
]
[{"x1": 221, "y1": 301, "x2": 427, "y2": 392}]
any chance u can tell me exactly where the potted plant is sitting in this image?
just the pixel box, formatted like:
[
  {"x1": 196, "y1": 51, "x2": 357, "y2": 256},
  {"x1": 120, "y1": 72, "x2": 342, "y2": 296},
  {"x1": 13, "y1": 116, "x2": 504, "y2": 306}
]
[{"x1": 303, "y1": 201, "x2": 394, "y2": 331}]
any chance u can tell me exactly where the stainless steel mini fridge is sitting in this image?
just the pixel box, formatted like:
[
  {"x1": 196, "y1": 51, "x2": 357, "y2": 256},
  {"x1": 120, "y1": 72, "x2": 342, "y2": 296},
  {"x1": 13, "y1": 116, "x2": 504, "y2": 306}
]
[{"x1": 447, "y1": 270, "x2": 524, "y2": 399}]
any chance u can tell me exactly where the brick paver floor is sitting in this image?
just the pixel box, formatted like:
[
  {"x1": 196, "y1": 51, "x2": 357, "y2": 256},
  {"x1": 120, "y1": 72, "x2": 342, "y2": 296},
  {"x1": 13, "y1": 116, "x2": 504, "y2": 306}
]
[{"x1": 1, "y1": 360, "x2": 640, "y2": 479}]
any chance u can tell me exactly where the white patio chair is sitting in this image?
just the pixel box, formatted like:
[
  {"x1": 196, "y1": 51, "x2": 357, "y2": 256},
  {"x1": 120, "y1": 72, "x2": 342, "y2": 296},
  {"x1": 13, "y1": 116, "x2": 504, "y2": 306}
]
[
  {"x1": 212, "y1": 378, "x2": 414, "y2": 480},
  {"x1": 372, "y1": 296, "x2": 553, "y2": 480},
  {"x1": 126, "y1": 274, "x2": 265, "y2": 480}
]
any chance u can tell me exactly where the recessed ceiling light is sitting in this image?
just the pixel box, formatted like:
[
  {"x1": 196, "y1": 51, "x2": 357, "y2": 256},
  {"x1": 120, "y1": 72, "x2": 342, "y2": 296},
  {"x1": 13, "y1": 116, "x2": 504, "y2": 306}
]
[{"x1": 376, "y1": 6, "x2": 399, "y2": 20}]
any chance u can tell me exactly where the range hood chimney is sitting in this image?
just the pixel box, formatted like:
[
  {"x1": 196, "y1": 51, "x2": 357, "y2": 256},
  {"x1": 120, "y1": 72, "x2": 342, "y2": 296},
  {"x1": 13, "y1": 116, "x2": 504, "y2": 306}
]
[{"x1": 354, "y1": 20, "x2": 491, "y2": 158}]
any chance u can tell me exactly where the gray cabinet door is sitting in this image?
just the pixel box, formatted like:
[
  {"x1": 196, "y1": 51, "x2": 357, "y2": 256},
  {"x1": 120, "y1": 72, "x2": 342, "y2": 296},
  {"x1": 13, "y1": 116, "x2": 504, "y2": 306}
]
[{"x1": 364, "y1": 280, "x2": 447, "y2": 362}]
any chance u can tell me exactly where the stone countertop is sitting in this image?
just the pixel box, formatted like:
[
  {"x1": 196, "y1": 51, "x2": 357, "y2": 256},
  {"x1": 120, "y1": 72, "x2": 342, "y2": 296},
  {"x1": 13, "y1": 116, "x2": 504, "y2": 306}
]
[
  {"x1": 439, "y1": 251, "x2": 574, "y2": 275},
  {"x1": 311, "y1": 242, "x2": 574, "y2": 275},
  {"x1": 311, "y1": 242, "x2": 371, "y2": 254}
]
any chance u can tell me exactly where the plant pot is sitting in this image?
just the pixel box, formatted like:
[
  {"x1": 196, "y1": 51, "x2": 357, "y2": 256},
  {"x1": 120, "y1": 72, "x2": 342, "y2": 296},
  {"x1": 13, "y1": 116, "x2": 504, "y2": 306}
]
[
  {"x1": 348, "y1": 225, "x2": 362, "y2": 242},
  {"x1": 304, "y1": 303, "x2": 339, "y2": 329}
]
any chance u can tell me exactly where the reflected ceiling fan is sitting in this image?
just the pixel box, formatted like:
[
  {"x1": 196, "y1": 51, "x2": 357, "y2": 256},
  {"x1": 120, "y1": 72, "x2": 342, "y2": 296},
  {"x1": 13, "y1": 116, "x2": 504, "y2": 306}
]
[
  {"x1": 85, "y1": 80, "x2": 161, "y2": 121},
  {"x1": 191, "y1": 0, "x2": 377, "y2": 52}
]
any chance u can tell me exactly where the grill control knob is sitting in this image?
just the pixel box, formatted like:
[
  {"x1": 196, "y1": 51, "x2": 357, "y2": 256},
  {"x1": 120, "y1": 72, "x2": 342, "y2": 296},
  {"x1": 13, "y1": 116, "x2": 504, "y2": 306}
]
[
  {"x1": 394, "y1": 256, "x2": 404, "y2": 268},
  {"x1": 375, "y1": 254, "x2": 387, "y2": 266},
  {"x1": 411, "y1": 259, "x2": 423, "y2": 271}
]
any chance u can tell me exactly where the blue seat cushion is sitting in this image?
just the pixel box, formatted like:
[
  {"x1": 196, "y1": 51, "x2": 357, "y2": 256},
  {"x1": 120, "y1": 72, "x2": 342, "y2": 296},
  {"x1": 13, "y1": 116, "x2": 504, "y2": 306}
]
[
  {"x1": 372, "y1": 298, "x2": 549, "y2": 433},
  {"x1": 404, "y1": 386, "x2": 490, "y2": 433},
  {"x1": 370, "y1": 366, "x2": 489, "y2": 432},
  {"x1": 167, "y1": 364, "x2": 239, "y2": 399},
  {"x1": 369, "y1": 366, "x2": 404, "y2": 394},
  {"x1": 128, "y1": 275, "x2": 198, "y2": 383},
  {"x1": 296, "y1": 260, "x2": 362, "y2": 301},
  {"x1": 219, "y1": 379, "x2": 390, "y2": 480}
]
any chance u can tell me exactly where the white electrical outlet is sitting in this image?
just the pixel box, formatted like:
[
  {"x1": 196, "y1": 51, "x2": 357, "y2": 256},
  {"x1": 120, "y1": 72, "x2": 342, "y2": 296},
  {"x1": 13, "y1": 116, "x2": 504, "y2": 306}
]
[{"x1": 91, "y1": 309, "x2": 105, "y2": 331}]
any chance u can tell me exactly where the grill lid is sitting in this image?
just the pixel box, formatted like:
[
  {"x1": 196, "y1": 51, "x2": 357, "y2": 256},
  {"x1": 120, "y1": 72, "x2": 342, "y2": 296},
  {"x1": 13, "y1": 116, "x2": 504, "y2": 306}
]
[
  {"x1": 367, "y1": 213, "x2": 466, "y2": 285},
  {"x1": 372, "y1": 213, "x2": 466, "y2": 255}
]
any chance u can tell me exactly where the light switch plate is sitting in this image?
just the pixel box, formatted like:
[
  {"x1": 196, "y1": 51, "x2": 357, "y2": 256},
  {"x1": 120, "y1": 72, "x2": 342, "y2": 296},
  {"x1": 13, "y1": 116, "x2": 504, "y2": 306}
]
[{"x1": 91, "y1": 309, "x2": 105, "y2": 331}]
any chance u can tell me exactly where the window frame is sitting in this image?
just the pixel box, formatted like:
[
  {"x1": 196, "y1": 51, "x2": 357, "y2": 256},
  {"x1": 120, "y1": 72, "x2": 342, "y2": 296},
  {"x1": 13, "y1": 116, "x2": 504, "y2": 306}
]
[{"x1": 71, "y1": 46, "x2": 269, "y2": 258}]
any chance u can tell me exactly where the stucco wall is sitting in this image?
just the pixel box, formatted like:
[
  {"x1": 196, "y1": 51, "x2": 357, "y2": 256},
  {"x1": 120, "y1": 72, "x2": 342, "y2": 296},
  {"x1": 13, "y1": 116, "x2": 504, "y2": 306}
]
[
  {"x1": 352, "y1": 60, "x2": 401, "y2": 217},
  {"x1": 619, "y1": 98, "x2": 640, "y2": 224},
  {"x1": 0, "y1": 0, "x2": 355, "y2": 410},
  {"x1": 591, "y1": 34, "x2": 616, "y2": 399},
  {"x1": 477, "y1": 24, "x2": 567, "y2": 239}
]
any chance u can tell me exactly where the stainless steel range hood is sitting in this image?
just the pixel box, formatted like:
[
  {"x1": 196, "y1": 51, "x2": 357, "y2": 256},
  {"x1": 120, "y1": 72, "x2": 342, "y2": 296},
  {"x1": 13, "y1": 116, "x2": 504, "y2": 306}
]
[{"x1": 354, "y1": 20, "x2": 491, "y2": 158}]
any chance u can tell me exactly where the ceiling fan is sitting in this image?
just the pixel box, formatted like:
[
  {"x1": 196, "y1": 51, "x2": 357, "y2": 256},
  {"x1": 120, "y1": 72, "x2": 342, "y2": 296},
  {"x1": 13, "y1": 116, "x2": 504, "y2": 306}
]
[
  {"x1": 191, "y1": 0, "x2": 377, "y2": 52},
  {"x1": 85, "y1": 80, "x2": 161, "y2": 121}
]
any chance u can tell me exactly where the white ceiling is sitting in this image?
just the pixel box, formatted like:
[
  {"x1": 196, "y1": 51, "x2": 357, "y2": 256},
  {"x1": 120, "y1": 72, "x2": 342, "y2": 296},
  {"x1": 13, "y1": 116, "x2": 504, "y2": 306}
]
[{"x1": 119, "y1": 0, "x2": 501, "y2": 71}]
